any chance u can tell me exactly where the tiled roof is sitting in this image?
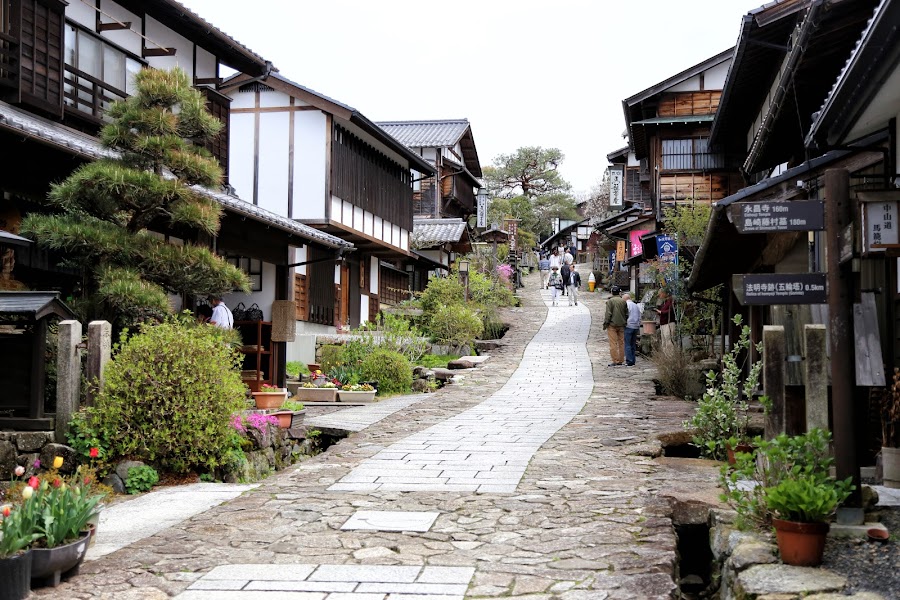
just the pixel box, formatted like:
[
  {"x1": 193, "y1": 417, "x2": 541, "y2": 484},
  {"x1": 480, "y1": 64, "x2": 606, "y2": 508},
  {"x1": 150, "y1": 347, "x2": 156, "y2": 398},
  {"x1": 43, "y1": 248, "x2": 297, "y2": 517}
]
[
  {"x1": 412, "y1": 218, "x2": 468, "y2": 247},
  {"x1": 377, "y1": 120, "x2": 471, "y2": 149},
  {"x1": 0, "y1": 292, "x2": 76, "y2": 320},
  {"x1": 0, "y1": 101, "x2": 350, "y2": 250}
]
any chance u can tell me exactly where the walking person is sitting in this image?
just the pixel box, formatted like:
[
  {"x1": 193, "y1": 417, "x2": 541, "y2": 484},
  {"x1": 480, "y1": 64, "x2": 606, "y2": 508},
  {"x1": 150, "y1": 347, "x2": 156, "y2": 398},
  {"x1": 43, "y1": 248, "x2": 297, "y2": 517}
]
[
  {"x1": 538, "y1": 253, "x2": 550, "y2": 289},
  {"x1": 547, "y1": 266, "x2": 563, "y2": 306},
  {"x1": 656, "y1": 288, "x2": 675, "y2": 348},
  {"x1": 549, "y1": 248, "x2": 561, "y2": 272},
  {"x1": 602, "y1": 286, "x2": 628, "y2": 366},
  {"x1": 560, "y1": 261, "x2": 571, "y2": 296},
  {"x1": 623, "y1": 292, "x2": 642, "y2": 366},
  {"x1": 566, "y1": 263, "x2": 581, "y2": 306}
]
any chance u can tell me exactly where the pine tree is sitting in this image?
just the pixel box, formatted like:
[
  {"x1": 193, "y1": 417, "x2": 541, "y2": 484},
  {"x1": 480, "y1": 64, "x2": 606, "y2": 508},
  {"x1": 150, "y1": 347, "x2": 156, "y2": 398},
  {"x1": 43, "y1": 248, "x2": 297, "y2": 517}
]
[{"x1": 22, "y1": 67, "x2": 248, "y2": 326}]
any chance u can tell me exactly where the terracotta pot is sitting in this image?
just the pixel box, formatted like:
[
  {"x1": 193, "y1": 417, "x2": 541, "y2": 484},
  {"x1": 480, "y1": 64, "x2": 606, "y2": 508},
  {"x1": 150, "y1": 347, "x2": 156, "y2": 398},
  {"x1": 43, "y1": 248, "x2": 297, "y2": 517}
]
[
  {"x1": 772, "y1": 518, "x2": 829, "y2": 566},
  {"x1": 31, "y1": 532, "x2": 90, "y2": 587},
  {"x1": 882, "y1": 446, "x2": 900, "y2": 488},
  {"x1": 0, "y1": 550, "x2": 32, "y2": 600},
  {"x1": 726, "y1": 442, "x2": 756, "y2": 465},
  {"x1": 641, "y1": 320, "x2": 657, "y2": 335},
  {"x1": 251, "y1": 391, "x2": 287, "y2": 410},
  {"x1": 270, "y1": 410, "x2": 292, "y2": 429}
]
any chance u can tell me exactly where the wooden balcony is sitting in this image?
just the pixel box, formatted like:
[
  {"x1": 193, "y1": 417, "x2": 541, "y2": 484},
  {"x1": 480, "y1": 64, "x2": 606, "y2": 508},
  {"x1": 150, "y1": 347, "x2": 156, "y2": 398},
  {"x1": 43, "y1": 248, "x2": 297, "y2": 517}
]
[
  {"x1": 63, "y1": 64, "x2": 127, "y2": 124},
  {"x1": 441, "y1": 172, "x2": 475, "y2": 214}
]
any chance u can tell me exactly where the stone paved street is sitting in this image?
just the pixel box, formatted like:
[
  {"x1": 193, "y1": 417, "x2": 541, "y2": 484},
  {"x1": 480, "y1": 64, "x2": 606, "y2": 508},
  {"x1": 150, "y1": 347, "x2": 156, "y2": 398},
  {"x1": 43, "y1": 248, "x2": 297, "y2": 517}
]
[{"x1": 33, "y1": 268, "x2": 718, "y2": 600}]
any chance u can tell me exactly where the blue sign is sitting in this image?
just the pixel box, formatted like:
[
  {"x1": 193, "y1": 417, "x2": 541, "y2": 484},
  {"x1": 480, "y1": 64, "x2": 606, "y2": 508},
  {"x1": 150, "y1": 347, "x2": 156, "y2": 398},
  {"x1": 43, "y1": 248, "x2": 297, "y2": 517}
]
[
  {"x1": 608, "y1": 251, "x2": 616, "y2": 275},
  {"x1": 656, "y1": 234, "x2": 678, "y2": 283}
]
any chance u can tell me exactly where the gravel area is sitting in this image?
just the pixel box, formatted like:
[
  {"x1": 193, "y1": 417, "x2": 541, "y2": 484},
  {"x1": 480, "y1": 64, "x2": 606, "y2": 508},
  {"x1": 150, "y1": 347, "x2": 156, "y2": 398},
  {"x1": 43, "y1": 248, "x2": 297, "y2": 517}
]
[{"x1": 822, "y1": 505, "x2": 900, "y2": 597}]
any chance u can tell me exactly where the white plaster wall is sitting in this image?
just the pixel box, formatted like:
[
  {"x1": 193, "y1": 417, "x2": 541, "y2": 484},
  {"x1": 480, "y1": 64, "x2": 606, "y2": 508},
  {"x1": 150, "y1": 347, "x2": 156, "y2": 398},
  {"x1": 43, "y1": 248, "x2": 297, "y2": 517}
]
[
  {"x1": 627, "y1": 152, "x2": 640, "y2": 167},
  {"x1": 705, "y1": 61, "x2": 730, "y2": 89},
  {"x1": 353, "y1": 206, "x2": 363, "y2": 230},
  {"x1": 360, "y1": 295, "x2": 369, "y2": 325},
  {"x1": 369, "y1": 256, "x2": 379, "y2": 294},
  {"x1": 293, "y1": 246, "x2": 307, "y2": 276},
  {"x1": 363, "y1": 210, "x2": 373, "y2": 236},
  {"x1": 97, "y1": 3, "x2": 142, "y2": 55},
  {"x1": 668, "y1": 74, "x2": 700, "y2": 93},
  {"x1": 374, "y1": 216, "x2": 383, "y2": 240},
  {"x1": 258, "y1": 89, "x2": 285, "y2": 108},
  {"x1": 420, "y1": 249, "x2": 443, "y2": 264},
  {"x1": 195, "y1": 46, "x2": 217, "y2": 81},
  {"x1": 422, "y1": 147, "x2": 437, "y2": 161},
  {"x1": 66, "y1": 1, "x2": 96, "y2": 29},
  {"x1": 294, "y1": 111, "x2": 328, "y2": 219},
  {"x1": 229, "y1": 90, "x2": 256, "y2": 110},
  {"x1": 392, "y1": 224, "x2": 400, "y2": 247},
  {"x1": 341, "y1": 200, "x2": 353, "y2": 225},
  {"x1": 258, "y1": 111, "x2": 290, "y2": 217},
  {"x1": 400, "y1": 230, "x2": 408, "y2": 252},
  {"x1": 333, "y1": 264, "x2": 340, "y2": 285},
  {"x1": 144, "y1": 17, "x2": 194, "y2": 78},
  {"x1": 330, "y1": 196, "x2": 342, "y2": 222},
  {"x1": 229, "y1": 112, "x2": 255, "y2": 200}
]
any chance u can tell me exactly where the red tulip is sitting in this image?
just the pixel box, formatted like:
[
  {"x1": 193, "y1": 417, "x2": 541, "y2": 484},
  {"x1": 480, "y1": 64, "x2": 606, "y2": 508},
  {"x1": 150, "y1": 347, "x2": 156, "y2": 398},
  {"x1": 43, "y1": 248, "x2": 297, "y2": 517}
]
[
  {"x1": 89, "y1": 447, "x2": 99, "y2": 458},
  {"x1": 1, "y1": 505, "x2": 10, "y2": 517},
  {"x1": 27, "y1": 476, "x2": 39, "y2": 488}
]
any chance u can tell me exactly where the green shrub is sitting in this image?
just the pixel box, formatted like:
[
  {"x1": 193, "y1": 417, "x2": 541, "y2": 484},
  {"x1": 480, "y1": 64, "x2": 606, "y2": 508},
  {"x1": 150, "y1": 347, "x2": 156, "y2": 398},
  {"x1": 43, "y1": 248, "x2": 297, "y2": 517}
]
[
  {"x1": 360, "y1": 349, "x2": 412, "y2": 396},
  {"x1": 285, "y1": 361, "x2": 309, "y2": 378},
  {"x1": 72, "y1": 315, "x2": 247, "y2": 474},
  {"x1": 319, "y1": 344, "x2": 348, "y2": 372},
  {"x1": 427, "y1": 304, "x2": 483, "y2": 349},
  {"x1": 125, "y1": 465, "x2": 159, "y2": 494},
  {"x1": 417, "y1": 354, "x2": 460, "y2": 369},
  {"x1": 417, "y1": 276, "x2": 465, "y2": 315}
]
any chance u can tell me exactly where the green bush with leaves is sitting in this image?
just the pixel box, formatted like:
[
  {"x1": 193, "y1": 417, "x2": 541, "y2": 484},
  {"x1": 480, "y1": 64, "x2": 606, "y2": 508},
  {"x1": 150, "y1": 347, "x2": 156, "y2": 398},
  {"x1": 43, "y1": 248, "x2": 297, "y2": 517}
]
[
  {"x1": 427, "y1": 304, "x2": 483, "y2": 349},
  {"x1": 285, "y1": 361, "x2": 309, "y2": 379},
  {"x1": 360, "y1": 349, "x2": 412, "y2": 396},
  {"x1": 125, "y1": 465, "x2": 160, "y2": 494},
  {"x1": 319, "y1": 344, "x2": 348, "y2": 372},
  {"x1": 684, "y1": 315, "x2": 762, "y2": 460},
  {"x1": 720, "y1": 429, "x2": 853, "y2": 529},
  {"x1": 70, "y1": 315, "x2": 247, "y2": 474}
]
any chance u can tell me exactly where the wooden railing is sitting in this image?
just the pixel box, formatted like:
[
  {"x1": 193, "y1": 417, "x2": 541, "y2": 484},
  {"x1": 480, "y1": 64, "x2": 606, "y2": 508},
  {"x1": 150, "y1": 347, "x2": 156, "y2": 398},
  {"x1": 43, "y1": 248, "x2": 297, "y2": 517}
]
[
  {"x1": 63, "y1": 64, "x2": 127, "y2": 122},
  {"x1": 0, "y1": 31, "x2": 17, "y2": 90}
]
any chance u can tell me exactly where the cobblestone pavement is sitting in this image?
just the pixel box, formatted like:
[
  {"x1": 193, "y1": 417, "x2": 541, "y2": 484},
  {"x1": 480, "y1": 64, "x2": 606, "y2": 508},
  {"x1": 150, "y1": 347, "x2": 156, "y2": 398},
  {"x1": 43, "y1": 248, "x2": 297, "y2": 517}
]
[{"x1": 34, "y1": 268, "x2": 717, "y2": 600}]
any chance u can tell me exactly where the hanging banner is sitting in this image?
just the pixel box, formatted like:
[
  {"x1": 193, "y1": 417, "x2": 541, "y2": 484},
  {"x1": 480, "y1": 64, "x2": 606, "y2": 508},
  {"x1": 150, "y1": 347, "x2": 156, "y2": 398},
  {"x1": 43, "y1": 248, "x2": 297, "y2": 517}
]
[
  {"x1": 609, "y1": 167, "x2": 624, "y2": 209},
  {"x1": 476, "y1": 194, "x2": 488, "y2": 228},
  {"x1": 629, "y1": 230, "x2": 651, "y2": 258},
  {"x1": 615, "y1": 240, "x2": 626, "y2": 262},
  {"x1": 609, "y1": 251, "x2": 616, "y2": 275}
]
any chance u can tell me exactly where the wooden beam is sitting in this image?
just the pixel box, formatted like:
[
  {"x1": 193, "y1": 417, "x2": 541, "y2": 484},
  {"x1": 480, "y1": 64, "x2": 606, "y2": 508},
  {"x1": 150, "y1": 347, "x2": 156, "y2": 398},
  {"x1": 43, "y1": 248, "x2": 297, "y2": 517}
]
[
  {"x1": 98, "y1": 21, "x2": 131, "y2": 31},
  {"x1": 232, "y1": 106, "x2": 320, "y2": 114},
  {"x1": 194, "y1": 77, "x2": 222, "y2": 86},
  {"x1": 0, "y1": 417, "x2": 54, "y2": 430},
  {"x1": 142, "y1": 47, "x2": 176, "y2": 57}
]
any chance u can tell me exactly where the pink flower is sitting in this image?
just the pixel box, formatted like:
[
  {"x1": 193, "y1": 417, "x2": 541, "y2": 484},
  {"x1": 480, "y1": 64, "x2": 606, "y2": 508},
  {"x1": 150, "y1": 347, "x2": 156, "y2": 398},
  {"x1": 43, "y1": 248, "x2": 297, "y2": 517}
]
[
  {"x1": 32, "y1": 459, "x2": 40, "y2": 469},
  {"x1": 14, "y1": 466, "x2": 24, "y2": 477},
  {"x1": 27, "y1": 476, "x2": 39, "y2": 489}
]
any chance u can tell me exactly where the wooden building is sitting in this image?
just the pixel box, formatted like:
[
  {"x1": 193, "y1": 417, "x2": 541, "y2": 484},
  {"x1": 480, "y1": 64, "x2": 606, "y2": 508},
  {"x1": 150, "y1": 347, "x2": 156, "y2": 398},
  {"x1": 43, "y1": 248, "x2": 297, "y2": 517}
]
[
  {"x1": 0, "y1": 0, "x2": 353, "y2": 403},
  {"x1": 219, "y1": 73, "x2": 436, "y2": 339}
]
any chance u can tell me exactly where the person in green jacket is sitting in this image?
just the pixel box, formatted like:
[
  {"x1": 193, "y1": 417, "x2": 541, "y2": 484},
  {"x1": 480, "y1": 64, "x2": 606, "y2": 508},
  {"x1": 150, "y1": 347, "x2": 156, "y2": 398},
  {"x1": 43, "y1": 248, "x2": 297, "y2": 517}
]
[{"x1": 603, "y1": 286, "x2": 628, "y2": 366}]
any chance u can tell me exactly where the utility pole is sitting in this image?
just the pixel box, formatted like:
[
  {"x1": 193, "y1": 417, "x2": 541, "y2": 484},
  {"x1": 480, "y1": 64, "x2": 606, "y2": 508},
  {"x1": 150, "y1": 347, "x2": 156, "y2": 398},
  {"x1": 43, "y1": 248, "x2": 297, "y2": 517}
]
[{"x1": 824, "y1": 168, "x2": 862, "y2": 517}]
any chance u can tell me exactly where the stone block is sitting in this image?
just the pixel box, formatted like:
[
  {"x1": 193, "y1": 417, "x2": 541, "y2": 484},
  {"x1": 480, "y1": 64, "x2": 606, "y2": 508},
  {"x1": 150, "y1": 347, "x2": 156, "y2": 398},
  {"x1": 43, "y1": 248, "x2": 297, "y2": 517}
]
[
  {"x1": 0, "y1": 440, "x2": 16, "y2": 478},
  {"x1": 115, "y1": 460, "x2": 147, "y2": 483},
  {"x1": 736, "y1": 564, "x2": 846, "y2": 597},
  {"x1": 13, "y1": 431, "x2": 52, "y2": 452},
  {"x1": 39, "y1": 443, "x2": 77, "y2": 474},
  {"x1": 103, "y1": 472, "x2": 126, "y2": 494},
  {"x1": 729, "y1": 541, "x2": 777, "y2": 571},
  {"x1": 448, "y1": 358, "x2": 475, "y2": 370},
  {"x1": 412, "y1": 379, "x2": 432, "y2": 393},
  {"x1": 431, "y1": 368, "x2": 455, "y2": 381}
]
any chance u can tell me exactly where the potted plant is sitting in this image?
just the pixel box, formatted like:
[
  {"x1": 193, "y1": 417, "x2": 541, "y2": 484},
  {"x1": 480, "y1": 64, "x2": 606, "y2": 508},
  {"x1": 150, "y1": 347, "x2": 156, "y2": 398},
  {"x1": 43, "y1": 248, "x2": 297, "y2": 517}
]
[
  {"x1": 765, "y1": 475, "x2": 853, "y2": 566},
  {"x1": 270, "y1": 400, "x2": 306, "y2": 429},
  {"x1": 0, "y1": 469, "x2": 41, "y2": 600},
  {"x1": 337, "y1": 383, "x2": 377, "y2": 403},
  {"x1": 295, "y1": 378, "x2": 340, "y2": 402},
  {"x1": 880, "y1": 369, "x2": 900, "y2": 487},
  {"x1": 251, "y1": 383, "x2": 288, "y2": 410}
]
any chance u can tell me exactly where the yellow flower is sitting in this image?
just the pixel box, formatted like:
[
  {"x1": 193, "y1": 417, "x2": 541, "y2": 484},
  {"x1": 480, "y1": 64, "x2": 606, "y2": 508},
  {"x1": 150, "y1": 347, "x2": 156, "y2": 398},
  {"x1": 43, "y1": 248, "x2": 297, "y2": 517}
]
[
  {"x1": 21, "y1": 486, "x2": 33, "y2": 500},
  {"x1": 53, "y1": 456, "x2": 64, "y2": 469}
]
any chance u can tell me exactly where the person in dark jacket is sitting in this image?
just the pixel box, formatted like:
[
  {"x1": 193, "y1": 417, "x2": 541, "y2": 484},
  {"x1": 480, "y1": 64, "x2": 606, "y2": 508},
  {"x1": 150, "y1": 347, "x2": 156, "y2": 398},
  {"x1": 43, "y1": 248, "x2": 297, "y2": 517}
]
[
  {"x1": 566, "y1": 263, "x2": 582, "y2": 306},
  {"x1": 560, "y1": 262, "x2": 571, "y2": 296},
  {"x1": 603, "y1": 286, "x2": 628, "y2": 366}
]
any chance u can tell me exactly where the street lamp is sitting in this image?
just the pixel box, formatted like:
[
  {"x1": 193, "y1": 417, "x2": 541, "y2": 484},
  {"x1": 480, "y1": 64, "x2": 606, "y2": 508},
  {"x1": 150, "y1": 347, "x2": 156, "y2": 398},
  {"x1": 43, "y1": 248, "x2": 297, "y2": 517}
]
[{"x1": 458, "y1": 259, "x2": 470, "y2": 302}]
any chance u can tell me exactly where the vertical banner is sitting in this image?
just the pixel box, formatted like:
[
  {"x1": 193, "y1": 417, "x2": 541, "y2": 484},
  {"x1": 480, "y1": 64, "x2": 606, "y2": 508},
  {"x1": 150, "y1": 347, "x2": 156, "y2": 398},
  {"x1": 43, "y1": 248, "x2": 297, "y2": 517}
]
[
  {"x1": 505, "y1": 219, "x2": 519, "y2": 254},
  {"x1": 609, "y1": 166, "x2": 624, "y2": 209},
  {"x1": 609, "y1": 251, "x2": 616, "y2": 275},
  {"x1": 656, "y1": 233, "x2": 678, "y2": 283},
  {"x1": 616, "y1": 240, "x2": 626, "y2": 262},
  {"x1": 476, "y1": 194, "x2": 488, "y2": 228}
]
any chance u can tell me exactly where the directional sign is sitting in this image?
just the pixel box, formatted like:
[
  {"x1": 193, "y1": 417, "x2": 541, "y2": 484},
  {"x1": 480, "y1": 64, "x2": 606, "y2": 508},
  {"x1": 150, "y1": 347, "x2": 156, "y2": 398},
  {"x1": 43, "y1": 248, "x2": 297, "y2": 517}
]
[
  {"x1": 730, "y1": 201, "x2": 824, "y2": 233},
  {"x1": 732, "y1": 273, "x2": 827, "y2": 305}
]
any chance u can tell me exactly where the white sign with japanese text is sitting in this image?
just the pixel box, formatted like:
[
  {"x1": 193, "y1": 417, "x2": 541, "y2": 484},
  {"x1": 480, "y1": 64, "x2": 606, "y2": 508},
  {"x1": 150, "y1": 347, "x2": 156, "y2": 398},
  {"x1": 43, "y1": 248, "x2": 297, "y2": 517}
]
[{"x1": 609, "y1": 168, "x2": 624, "y2": 208}]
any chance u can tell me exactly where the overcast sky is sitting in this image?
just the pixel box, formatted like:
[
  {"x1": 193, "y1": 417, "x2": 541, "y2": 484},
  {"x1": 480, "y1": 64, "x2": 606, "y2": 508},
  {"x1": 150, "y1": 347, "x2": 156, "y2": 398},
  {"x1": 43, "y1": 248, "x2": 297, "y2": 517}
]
[{"x1": 179, "y1": 0, "x2": 750, "y2": 194}]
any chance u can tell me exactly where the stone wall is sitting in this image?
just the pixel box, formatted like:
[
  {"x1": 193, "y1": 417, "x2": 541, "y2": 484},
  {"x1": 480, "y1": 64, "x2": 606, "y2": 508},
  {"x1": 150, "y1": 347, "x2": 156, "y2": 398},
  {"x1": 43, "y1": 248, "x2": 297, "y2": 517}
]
[
  {"x1": 222, "y1": 424, "x2": 321, "y2": 484},
  {"x1": 0, "y1": 431, "x2": 64, "y2": 477}
]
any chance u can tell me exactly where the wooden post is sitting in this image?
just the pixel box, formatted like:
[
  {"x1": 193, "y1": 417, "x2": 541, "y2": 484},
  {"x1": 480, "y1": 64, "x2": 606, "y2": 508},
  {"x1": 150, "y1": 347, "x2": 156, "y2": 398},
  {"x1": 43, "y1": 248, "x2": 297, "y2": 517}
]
[
  {"x1": 56, "y1": 320, "x2": 82, "y2": 443},
  {"x1": 763, "y1": 325, "x2": 785, "y2": 439},
  {"x1": 804, "y1": 324, "x2": 829, "y2": 432},
  {"x1": 824, "y1": 168, "x2": 861, "y2": 511},
  {"x1": 85, "y1": 321, "x2": 111, "y2": 407}
]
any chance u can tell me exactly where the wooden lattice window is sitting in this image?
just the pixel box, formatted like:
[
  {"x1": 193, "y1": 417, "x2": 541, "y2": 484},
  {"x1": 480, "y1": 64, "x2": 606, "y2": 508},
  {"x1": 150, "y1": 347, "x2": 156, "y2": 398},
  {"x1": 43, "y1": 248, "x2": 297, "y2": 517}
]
[
  {"x1": 378, "y1": 266, "x2": 409, "y2": 306},
  {"x1": 661, "y1": 138, "x2": 725, "y2": 171},
  {"x1": 293, "y1": 273, "x2": 307, "y2": 321},
  {"x1": 202, "y1": 87, "x2": 231, "y2": 183}
]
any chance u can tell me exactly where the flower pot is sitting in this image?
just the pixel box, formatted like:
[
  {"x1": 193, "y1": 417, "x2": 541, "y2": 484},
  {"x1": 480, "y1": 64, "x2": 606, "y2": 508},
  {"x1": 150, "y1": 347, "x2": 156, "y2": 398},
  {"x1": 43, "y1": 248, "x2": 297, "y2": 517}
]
[
  {"x1": 290, "y1": 409, "x2": 306, "y2": 428},
  {"x1": 295, "y1": 387, "x2": 337, "y2": 402},
  {"x1": 0, "y1": 550, "x2": 32, "y2": 600},
  {"x1": 337, "y1": 390, "x2": 377, "y2": 403},
  {"x1": 882, "y1": 446, "x2": 900, "y2": 488},
  {"x1": 772, "y1": 518, "x2": 829, "y2": 567},
  {"x1": 641, "y1": 320, "x2": 657, "y2": 335},
  {"x1": 31, "y1": 532, "x2": 91, "y2": 587},
  {"x1": 251, "y1": 391, "x2": 287, "y2": 410},
  {"x1": 270, "y1": 410, "x2": 292, "y2": 429}
]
